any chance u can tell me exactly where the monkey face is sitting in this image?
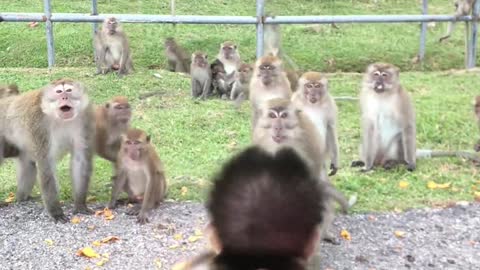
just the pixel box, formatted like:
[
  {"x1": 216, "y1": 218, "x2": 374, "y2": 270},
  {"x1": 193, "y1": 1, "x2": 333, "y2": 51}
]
[
  {"x1": 121, "y1": 129, "x2": 151, "y2": 161},
  {"x1": 259, "y1": 105, "x2": 299, "y2": 144},
  {"x1": 222, "y1": 45, "x2": 237, "y2": 60},
  {"x1": 43, "y1": 82, "x2": 86, "y2": 121},
  {"x1": 303, "y1": 80, "x2": 326, "y2": 104},
  {"x1": 108, "y1": 102, "x2": 131, "y2": 124},
  {"x1": 192, "y1": 53, "x2": 208, "y2": 68},
  {"x1": 258, "y1": 63, "x2": 277, "y2": 85},
  {"x1": 366, "y1": 64, "x2": 399, "y2": 94},
  {"x1": 237, "y1": 65, "x2": 253, "y2": 83},
  {"x1": 105, "y1": 18, "x2": 118, "y2": 34}
]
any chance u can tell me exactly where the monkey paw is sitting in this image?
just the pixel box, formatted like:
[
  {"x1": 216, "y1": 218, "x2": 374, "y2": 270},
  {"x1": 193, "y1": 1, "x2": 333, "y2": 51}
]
[
  {"x1": 351, "y1": 160, "x2": 365, "y2": 167},
  {"x1": 328, "y1": 164, "x2": 338, "y2": 176},
  {"x1": 53, "y1": 213, "x2": 69, "y2": 224},
  {"x1": 322, "y1": 233, "x2": 340, "y2": 245},
  {"x1": 126, "y1": 205, "x2": 141, "y2": 216},
  {"x1": 136, "y1": 214, "x2": 150, "y2": 225},
  {"x1": 73, "y1": 205, "x2": 94, "y2": 215},
  {"x1": 406, "y1": 163, "x2": 416, "y2": 172}
]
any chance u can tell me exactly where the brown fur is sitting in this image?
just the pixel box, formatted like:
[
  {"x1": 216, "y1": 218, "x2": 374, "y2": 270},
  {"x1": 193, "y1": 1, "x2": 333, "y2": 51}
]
[
  {"x1": 474, "y1": 95, "x2": 480, "y2": 151},
  {"x1": 0, "y1": 79, "x2": 95, "y2": 222},
  {"x1": 211, "y1": 41, "x2": 241, "y2": 98},
  {"x1": 164, "y1": 37, "x2": 190, "y2": 73},
  {"x1": 230, "y1": 63, "x2": 253, "y2": 107},
  {"x1": 292, "y1": 72, "x2": 339, "y2": 177},
  {"x1": 0, "y1": 84, "x2": 19, "y2": 98},
  {"x1": 110, "y1": 128, "x2": 167, "y2": 224},
  {"x1": 191, "y1": 51, "x2": 212, "y2": 99},
  {"x1": 439, "y1": 0, "x2": 476, "y2": 42}
]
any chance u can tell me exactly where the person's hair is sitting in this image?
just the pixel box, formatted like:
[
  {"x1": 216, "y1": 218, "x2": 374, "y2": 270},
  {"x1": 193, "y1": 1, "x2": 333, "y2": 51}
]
[{"x1": 207, "y1": 146, "x2": 325, "y2": 269}]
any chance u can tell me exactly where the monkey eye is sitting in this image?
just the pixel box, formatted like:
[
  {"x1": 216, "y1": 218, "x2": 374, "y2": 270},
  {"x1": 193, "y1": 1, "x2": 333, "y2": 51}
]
[
  {"x1": 280, "y1": 112, "x2": 288, "y2": 118},
  {"x1": 56, "y1": 89, "x2": 62, "y2": 94},
  {"x1": 373, "y1": 71, "x2": 381, "y2": 77},
  {"x1": 268, "y1": 112, "x2": 277, "y2": 118},
  {"x1": 381, "y1": 72, "x2": 388, "y2": 77},
  {"x1": 306, "y1": 83, "x2": 314, "y2": 89},
  {"x1": 126, "y1": 141, "x2": 133, "y2": 145},
  {"x1": 314, "y1": 83, "x2": 323, "y2": 88},
  {"x1": 65, "y1": 88, "x2": 72, "y2": 93}
]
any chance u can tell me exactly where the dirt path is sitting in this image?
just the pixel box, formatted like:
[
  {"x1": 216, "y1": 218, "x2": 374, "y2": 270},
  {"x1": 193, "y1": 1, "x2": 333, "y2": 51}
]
[{"x1": 1, "y1": 201, "x2": 479, "y2": 270}]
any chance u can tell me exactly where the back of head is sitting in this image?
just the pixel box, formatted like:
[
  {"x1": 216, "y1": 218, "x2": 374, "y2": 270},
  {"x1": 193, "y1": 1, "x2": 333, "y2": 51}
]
[{"x1": 206, "y1": 146, "x2": 325, "y2": 270}]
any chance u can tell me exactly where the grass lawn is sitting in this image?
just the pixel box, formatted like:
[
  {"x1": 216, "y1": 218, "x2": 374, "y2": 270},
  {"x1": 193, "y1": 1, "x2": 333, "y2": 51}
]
[
  {"x1": 0, "y1": 67, "x2": 479, "y2": 213},
  {"x1": 0, "y1": 0, "x2": 479, "y2": 212}
]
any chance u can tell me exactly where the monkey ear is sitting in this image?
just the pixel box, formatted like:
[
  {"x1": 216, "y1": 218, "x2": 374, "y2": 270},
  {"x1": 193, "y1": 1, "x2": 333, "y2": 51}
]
[
  {"x1": 105, "y1": 102, "x2": 110, "y2": 109},
  {"x1": 146, "y1": 135, "x2": 151, "y2": 143},
  {"x1": 234, "y1": 45, "x2": 237, "y2": 49}
]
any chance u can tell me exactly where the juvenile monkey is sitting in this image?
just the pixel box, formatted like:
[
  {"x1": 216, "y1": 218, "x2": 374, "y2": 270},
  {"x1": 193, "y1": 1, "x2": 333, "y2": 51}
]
[
  {"x1": 164, "y1": 37, "x2": 190, "y2": 74},
  {"x1": 249, "y1": 55, "x2": 292, "y2": 128},
  {"x1": 95, "y1": 96, "x2": 132, "y2": 163},
  {"x1": 0, "y1": 79, "x2": 95, "y2": 222},
  {"x1": 439, "y1": 0, "x2": 476, "y2": 42},
  {"x1": 252, "y1": 101, "x2": 351, "y2": 244},
  {"x1": 109, "y1": 128, "x2": 167, "y2": 224},
  {"x1": 94, "y1": 17, "x2": 134, "y2": 76},
  {"x1": 292, "y1": 72, "x2": 339, "y2": 176},
  {"x1": 190, "y1": 51, "x2": 212, "y2": 99},
  {"x1": 230, "y1": 63, "x2": 253, "y2": 108},
  {"x1": 0, "y1": 84, "x2": 19, "y2": 98},
  {"x1": 352, "y1": 63, "x2": 416, "y2": 172},
  {"x1": 210, "y1": 41, "x2": 241, "y2": 98}
]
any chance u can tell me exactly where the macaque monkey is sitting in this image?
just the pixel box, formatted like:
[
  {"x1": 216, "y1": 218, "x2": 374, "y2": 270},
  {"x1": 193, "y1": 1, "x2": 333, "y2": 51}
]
[
  {"x1": 95, "y1": 96, "x2": 132, "y2": 163},
  {"x1": 230, "y1": 63, "x2": 253, "y2": 108},
  {"x1": 109, "y1": 128, "x2": 167, "y2": 224},
  {"x1": 190, "y1": 51, "x2": 212, "y2": 100},
  {"x1": 0, "y1": 79, "x2": 95, "y2": 222},
  {"x1": 0, "y1": 84, "x2": 19, "y2": 98},
  {"x1": 94, "y1": 17, "x2": 134, "y2": 76},
  {"x1": 263, "y1": 22, "x2": 299, "y2": 71},
  {"x1": 210, "y1": 41, "x2": 241, "y2": 98},
  {"x1": 439, "y1": 0, "x2": 476, "y2": 42},
  {"x1": 292, "y1": 72, "x2": 339, "y2": 176},
  {"x1": 164, "y1": 37, "x2": 190, "y2": 74},
  {"x1": 210, "y1": 59, "x2": 227, "y2": 97},
  {"x1": 185, "y1": 146, "x2": 325, "y2": 270},
  {"x1": 351, "y1": 63, "x2": 416, "y2": 172},
  {"x1": 474, "y1": 96, "x2": 480, "y2": 151},
  {"x1": 249, "y1": 55, "x2": 292, "y2": 128}
]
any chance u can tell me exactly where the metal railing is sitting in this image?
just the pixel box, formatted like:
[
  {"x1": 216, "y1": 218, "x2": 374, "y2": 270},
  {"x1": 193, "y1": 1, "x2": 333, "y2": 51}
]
[{"x1": 0, "y1": 0, "x2": 478, "y2": 69}]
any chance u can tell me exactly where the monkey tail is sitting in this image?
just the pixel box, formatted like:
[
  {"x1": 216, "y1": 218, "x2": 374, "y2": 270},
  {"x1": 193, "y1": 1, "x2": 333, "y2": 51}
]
[{"x1": 416, "y1": 149, "x2": 480, "y2": 162}]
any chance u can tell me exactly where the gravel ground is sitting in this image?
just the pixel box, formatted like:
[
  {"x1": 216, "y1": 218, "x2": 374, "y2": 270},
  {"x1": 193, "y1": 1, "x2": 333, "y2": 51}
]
[{"x1": 1, "y1": 201, "x2": 480, "y2": 270}]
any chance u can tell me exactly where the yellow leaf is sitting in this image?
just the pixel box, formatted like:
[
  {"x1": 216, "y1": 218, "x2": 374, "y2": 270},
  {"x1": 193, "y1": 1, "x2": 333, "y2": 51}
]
[
  {"x1": 169, "y1": 244, "x2": 180, "y2": 249},
  {"x1": 87, "y1": 225, "x2": 96, "y2": 231},
  {"x1": 96, "y1": 258, "x2": 109, "y2": 266},
  {"x1": 171, "y1": 261, "x2": 188, "y2": 270},
  {"x1": 188, "y1": 235, "x2": 202, "y2": 242},
  {"x1": 340, "y1": 229, "x2": 351, "y2": 241},
  {"x1": 92, "y1": 241, "x2": 102, "y2": 247},
  {"x1": 44, "y1": 239, "x2": 54, "y2": 246},
  {"x1": 71, "y1": 216, "x2": 81, "y2": 224},
  {"x1": 154, "y1": 258, "x2": 163, "y2": 269},
  {"x1": 173, "y1": 233, "x2": 183, "y2": 240},
  {"x1": 394, "y1": 230, "x2": 406, "y2": 238},
  {"x1": 127, "y1": 203, "x2": 134, "y2": 208},
  {"x1": 101, "y1": 236, "x2": 120, "y2": 243},
  {"x1": 4, "y1": 192, "x2": 15, "y2": 203},
  {"x1": 436, "y1": 182, "x2": 451, "y2": 189},
  {"x1": 181, "y1": 186, "x2": 188, "y2": 196},
  {"x1": 103, "y1": 208, "x2": 115, "y2": 220},
  {"x1": 427, "y1": 181, "x2": 437, "y2": 189},
  {"x1": 398, "y1": 181, "x2": 409, "y2": 189},
  {"x1": 76, "y1": 247, "x2": 100, "y2": 258},
  {"x1": 102, "y1": 253, "x2": 110, "y2": 258},
  {"x1": 194, "y1": 229, "x2": 203, "y2": 236}
]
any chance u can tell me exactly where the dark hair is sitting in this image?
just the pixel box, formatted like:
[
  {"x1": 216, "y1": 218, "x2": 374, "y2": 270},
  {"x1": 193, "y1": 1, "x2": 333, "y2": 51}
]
[{"x1": 207, "y1": 146, "x2": 325, "y2": 269}]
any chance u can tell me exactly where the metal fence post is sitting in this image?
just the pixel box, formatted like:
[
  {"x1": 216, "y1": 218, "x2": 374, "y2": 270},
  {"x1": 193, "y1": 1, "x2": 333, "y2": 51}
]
[
  {"x1": 255, "y1": 0, "x2": 265, "y2": 58},
  {"x1": 43, "y1": 0, "x2": 55, "y2": 68},
  {"x1": 418, "y1": 0, "x2": 428, "y2": 61},
  {"x1": 171, "y1": 0, "x2": 176, "y2": 27},
  {"x1": 468, "y1": 0, "x2": 480, "y2": 68},
  {"x1": 92, "y1": 0, "x2": 98, "y2": 59}
]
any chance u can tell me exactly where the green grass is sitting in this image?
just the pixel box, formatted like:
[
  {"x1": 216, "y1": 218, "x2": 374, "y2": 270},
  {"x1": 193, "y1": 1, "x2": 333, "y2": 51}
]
[
  {"x1": 0, "y1": 0, "x2": 477, "y2": 71},
  {"x1": 0, "y1": 68, "x2": 480, "y2": 213},
  {"x1": 1, "y1": 1, "x2": 480, "y2": 213}
]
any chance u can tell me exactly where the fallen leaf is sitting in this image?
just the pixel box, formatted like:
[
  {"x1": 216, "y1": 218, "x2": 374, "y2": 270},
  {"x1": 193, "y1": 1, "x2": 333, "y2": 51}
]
[
  {"x1": 188, "y1": 235, "x2": 202, "y2": 242},
  {"x1": 169, "y1": 244, "x2": 180, "y2": 249},
  {"x1": 96, "y1": 258, "x2": 109, "y2": 266},
  {"x1": 194, "y1": 229, "x2": 203, "y2": 236},
  {"x1": 181, "y1": 186, "x2": 188, "y2": 196},
  {"x1": 394, "y1": 230, "x2": 406, "y2": 238},
  {"x1": 171, "y1": 261, "x2": 188, "y2": 270},
  {"x1": 174, "y1": 233, "x2": 183, "y2": 240},
  {"x1": 340, "y1": 229, "x2": 351, "y2": 241},
  {"x1": 427, "y1": 181, "x2": 437, "y2": 189},
  {"x1": 76, "y1": 247, "x2": 100, "y2": 258},
  {"x1": 71, "y1": 216, "x2": 81, "y2": 224},
  {"x1": 427, "y1": 181, "x2": 451, "y2": 190},
  {"x1": 92, "y1": 241, "x2": 102, "y2": 247},
  {"x1": 394, "y1": 207, "x2": 403, "y2": 213},
  {"x1": 154, "y1": 258, "x2": 163, "y2": 269},
  {"x1": 474, "y1": 191, "x2": 480, "y2": 201},
  {"x1": 101, "y1": 236, "x2": 120, "y2": 243},
  {"x1": 4, "y1": 192, "x2": 15, "y2": 203},
  {"x1": 398, "y1": 181, "x2": 409, "y2": 189},
  {"x1": 102, "y1": 253, "x2": 109, "y2": 258},
  {"x1": 45, "y1": 239, "x2": 54, "y2": 246},
  {"x1": 95, "y1": 209, "x2": 104, "y2": 216}
]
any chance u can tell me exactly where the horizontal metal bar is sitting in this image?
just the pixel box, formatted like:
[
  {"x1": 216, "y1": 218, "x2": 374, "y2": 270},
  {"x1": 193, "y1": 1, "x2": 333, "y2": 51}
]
[{"x1": 0, "y1": 13, "x2": 475, "y2": 24}]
